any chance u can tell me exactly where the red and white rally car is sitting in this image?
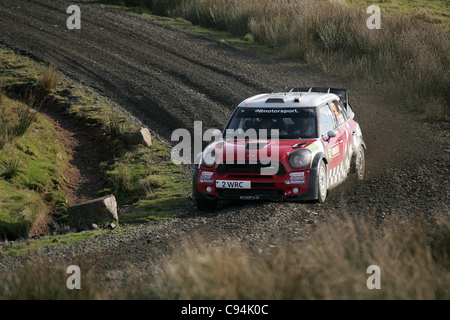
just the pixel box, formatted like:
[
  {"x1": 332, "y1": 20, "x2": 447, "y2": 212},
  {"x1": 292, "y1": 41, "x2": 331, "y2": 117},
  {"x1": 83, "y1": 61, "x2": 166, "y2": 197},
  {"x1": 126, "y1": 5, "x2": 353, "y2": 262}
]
[{"x1": 193, "y1": 87, "x2": 365, "y2": 211}]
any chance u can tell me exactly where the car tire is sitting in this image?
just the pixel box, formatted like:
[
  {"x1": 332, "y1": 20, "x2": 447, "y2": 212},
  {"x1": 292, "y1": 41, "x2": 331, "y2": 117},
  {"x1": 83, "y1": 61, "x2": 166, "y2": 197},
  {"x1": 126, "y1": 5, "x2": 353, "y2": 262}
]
[
  {"x1": 195, "y1": 198, "x2": 218, "y2": 211},
  {"x1": 354, "y1": 145, "x2": 366, "y2": 181},
  {"x1": 317, "y1": 160, "x2": 328, "y2": 203}
]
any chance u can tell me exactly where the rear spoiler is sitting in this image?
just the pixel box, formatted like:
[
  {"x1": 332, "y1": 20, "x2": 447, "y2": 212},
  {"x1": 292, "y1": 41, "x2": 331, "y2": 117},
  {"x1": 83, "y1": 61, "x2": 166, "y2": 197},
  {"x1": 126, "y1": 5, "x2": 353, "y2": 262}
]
[{"x1": 273, "y1": 87, "x2": 354, "y2": 118}]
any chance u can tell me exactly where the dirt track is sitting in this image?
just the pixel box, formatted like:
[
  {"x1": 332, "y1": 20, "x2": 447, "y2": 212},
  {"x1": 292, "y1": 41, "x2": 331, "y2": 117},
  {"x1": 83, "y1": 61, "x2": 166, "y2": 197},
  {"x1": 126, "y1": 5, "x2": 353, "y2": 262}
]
[{"x1": 1, "y1": 0, "x2": 450, "y2": 274}]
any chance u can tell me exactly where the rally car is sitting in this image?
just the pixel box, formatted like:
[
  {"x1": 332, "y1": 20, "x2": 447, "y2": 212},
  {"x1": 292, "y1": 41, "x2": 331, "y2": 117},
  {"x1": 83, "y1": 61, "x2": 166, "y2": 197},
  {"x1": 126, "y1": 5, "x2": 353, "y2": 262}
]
[{"x1": 193, "y1": 87, "x2": 365, "y2": 211}]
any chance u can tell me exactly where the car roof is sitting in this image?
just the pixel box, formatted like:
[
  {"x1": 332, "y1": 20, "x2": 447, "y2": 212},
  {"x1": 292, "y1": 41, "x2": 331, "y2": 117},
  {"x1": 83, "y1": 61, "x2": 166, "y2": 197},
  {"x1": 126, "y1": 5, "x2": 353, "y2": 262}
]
[
  {"x1": 237, "y1": 87, "x2": 349, "y2": 109},
  {"x1": 238, "y1": 91, "x2": 339, "y2": 109}
]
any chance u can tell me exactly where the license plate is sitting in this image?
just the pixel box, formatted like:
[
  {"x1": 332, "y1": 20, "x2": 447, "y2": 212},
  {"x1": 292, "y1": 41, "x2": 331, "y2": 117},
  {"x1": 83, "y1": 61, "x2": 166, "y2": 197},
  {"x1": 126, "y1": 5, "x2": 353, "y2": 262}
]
[
  {"x1": 216, "y1": 180, "x2": 251, "y2": 189},
  {"x1": 240, "y1": 196, "x2": 260, "y2": 200}
]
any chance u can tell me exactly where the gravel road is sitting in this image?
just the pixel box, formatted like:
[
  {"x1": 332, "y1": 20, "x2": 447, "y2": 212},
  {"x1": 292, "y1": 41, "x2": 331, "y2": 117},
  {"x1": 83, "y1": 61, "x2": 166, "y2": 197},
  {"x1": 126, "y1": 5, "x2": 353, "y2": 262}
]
[{"x1": 1, "y1": 0, "x2": 450, "y2": 276}]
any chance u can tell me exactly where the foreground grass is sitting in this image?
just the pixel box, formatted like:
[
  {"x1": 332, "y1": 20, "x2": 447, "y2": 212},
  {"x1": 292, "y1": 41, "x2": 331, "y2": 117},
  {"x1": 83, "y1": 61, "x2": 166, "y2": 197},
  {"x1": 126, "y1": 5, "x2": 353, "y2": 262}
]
[
  {"x1": 99, "y1": 0, "x2": 450, "y2": 120},
  {"x1": 1, "y1": 212, "x2": 449, "y2": 299},
  {"x1": 146, "y1": 213, "x2": 450, "y2": 300}
]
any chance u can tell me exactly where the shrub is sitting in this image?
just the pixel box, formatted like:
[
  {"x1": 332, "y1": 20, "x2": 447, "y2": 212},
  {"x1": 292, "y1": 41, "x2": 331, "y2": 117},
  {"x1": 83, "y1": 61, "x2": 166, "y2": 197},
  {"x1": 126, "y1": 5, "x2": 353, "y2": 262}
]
[
  {"x1": 107, "y1": 110, "x2": 126, "y2": 138},
  {"x1": 0, "y1": 94, "x2": 40, "y2": 150},
  {"x1": 139, "y1": 174, "x2": 165, "y2": 199},
  {"x1": 109, "y1": 162, "x2": 133, "y2": 194},
  {"x1": 39, "y1": 64, "x2": 58, "y2": 91},
  {"x1": 1, "y1": 158, "x2": 21, "y2": 180}
]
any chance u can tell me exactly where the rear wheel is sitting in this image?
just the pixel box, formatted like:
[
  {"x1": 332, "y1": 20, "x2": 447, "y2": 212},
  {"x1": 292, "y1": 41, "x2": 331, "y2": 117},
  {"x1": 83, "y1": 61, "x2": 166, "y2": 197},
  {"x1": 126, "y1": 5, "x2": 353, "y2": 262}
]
[
  {"x1": 355, "y1": 145, "x2": 365, "y2": 181},
  {"x1": 349, "y1": 144, "x2": 365, "y2": 182},
  {"x1": 195, "y1": 198, "x2": 218, "y2": 211},
  {"x1": 350, "y1": 145, "x2": 365, "y2": 181},
  {"x1": 317, "y1": 160, "x2": 328, "y2": 203}
]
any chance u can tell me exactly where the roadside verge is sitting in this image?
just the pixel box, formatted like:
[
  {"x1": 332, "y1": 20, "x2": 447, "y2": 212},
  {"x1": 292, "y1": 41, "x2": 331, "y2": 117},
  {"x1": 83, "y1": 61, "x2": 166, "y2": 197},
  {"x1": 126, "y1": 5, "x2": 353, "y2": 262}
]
[{"x1": 0, "y1": 47, "x2": 191, "y2": 256}]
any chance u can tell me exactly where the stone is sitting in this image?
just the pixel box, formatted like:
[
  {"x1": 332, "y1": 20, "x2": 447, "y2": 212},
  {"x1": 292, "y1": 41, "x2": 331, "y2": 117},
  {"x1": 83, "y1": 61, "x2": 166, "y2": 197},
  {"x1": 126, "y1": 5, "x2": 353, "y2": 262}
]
[
  {"x1": 104, "y1": 222, "x2": 117, "y2": 230},
  {"x1": 120, "y1": 128, "x2": 152, "y2": 147},
  {"x1": 67, "y1": 195, "x2": 118, "y2": 230}
]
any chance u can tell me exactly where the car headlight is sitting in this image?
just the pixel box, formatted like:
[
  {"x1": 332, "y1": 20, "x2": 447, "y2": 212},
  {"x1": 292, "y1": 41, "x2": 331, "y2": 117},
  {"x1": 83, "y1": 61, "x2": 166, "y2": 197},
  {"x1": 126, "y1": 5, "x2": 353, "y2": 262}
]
[
  {"x1": 289, "y1": 149, "x2": 312, "y2": 169},
  {"x1": 202, "y1": 148, "x2": 216, "y2": 168}
]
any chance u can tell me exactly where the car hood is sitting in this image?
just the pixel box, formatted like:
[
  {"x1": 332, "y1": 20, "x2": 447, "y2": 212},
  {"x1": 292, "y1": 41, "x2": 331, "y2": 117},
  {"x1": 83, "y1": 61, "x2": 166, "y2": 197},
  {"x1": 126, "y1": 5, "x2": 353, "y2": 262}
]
[{"x1": 205, "y1": 139, "x2": 316, "y2": 164}]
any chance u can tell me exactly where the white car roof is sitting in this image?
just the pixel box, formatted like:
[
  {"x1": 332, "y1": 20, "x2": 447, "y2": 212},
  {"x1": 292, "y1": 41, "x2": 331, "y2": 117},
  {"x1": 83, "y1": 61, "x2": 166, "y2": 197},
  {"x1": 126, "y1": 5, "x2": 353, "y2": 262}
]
[{"x1": 238, "y1": 92, "x2": 340, "y2": 108}]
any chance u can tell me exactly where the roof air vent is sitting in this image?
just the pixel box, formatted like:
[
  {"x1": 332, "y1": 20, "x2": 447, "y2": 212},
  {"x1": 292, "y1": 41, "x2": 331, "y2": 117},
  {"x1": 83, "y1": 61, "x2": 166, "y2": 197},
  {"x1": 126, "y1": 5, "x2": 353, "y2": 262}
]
[{"x1": 265, "y1": 98, "x2": 285, "y2": 103}]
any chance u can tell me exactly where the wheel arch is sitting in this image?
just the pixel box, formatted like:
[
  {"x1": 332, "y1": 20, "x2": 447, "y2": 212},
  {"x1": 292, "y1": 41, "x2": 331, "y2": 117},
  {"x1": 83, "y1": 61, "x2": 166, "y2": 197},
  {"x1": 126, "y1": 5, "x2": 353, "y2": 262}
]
[{"x1": 311, "y1": 151, "x2": 328, "y2": 169}]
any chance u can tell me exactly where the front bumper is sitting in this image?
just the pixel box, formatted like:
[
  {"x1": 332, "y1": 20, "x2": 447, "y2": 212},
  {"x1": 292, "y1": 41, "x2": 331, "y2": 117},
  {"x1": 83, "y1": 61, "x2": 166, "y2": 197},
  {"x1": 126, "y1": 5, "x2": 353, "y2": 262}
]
[{"x1": 193, "y1": 167, "x2": 319, "y2": 202}]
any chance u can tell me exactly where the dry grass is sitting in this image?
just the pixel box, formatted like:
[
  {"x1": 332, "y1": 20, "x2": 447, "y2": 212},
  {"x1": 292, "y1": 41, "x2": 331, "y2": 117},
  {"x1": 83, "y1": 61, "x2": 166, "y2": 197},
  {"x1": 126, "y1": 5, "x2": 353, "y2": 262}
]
[
  {"x1": 145, "y1": 213, "x2": 450, "y2": 299},
  {"x1": 39, "y1": 64, "x2": 58, "y2": 91},
  {"x1": 2, "y1": 211, "x2": 449, "y2": 299},
  {"x1": 0, "y1": 91, "x2": 41, "y2": 150},
  {"x1": 109, "y1": 162, "x2": 133, "y2": 194},
  {"x1": 0, "y1": 251, "x2": 107, "y2": 299},
  {"x1": 107, "y1": 109, "x2": 126, "y2": 138},
  {"x1": 139, "y1": 174, "x2": 165, "y2": 199},
  {"x1": 1, "y1": 212, "x2": 449, "y2": 299}
]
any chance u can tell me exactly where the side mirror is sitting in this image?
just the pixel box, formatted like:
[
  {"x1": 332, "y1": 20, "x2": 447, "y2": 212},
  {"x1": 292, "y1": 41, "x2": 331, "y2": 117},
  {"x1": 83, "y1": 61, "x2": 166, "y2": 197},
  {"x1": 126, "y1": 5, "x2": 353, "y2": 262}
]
[{"x1": 324, "y1": 130, "x2": 337, "y2": 143}]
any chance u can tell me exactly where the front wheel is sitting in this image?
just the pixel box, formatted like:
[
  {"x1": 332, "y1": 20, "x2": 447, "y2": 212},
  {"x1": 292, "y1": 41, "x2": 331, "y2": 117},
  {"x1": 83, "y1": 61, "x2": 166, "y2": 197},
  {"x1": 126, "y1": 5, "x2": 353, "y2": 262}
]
[
  {"x1": 195, "y1": 198, "x2": 218, "y2": 211},
  {"x1": 317, "y1": 160, "x2": 328, "y2": 203}
]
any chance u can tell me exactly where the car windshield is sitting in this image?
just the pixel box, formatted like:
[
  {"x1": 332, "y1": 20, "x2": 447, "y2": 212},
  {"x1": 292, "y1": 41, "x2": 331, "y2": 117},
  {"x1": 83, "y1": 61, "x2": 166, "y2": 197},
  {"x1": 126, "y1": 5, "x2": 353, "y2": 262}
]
[{"x1": 225, "y1": 107, "x2": 317, "y2": 139}]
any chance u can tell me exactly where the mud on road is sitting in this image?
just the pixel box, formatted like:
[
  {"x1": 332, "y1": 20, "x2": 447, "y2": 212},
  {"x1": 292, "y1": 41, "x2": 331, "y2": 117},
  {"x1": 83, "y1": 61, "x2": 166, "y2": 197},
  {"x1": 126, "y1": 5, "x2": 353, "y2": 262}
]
[{"x1": 1, "y1": 0, "x2": 450, "y2": 273}]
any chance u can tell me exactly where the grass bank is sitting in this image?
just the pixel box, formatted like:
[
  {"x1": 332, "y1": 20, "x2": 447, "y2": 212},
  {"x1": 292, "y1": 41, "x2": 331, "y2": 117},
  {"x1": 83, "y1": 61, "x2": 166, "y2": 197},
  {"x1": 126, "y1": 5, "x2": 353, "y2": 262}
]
[
  {"x1": 100, "y1": 140, "x2": 191, "y2": 223},
  {"x1": 0, "y1": 48, "x2": 190, "y2": 246},
  {"x1": 0, "y1": 106, "x2": 68, "y2": 240},
  {"x1": 1, "y1": 212, "x2": 449, "y2": 299},
  {"x1": 0, "y1": 54, "x2": 69, "y2": 240},
  {"x1": 99, "y1": 0, "x2": 450, "y2": 120}
]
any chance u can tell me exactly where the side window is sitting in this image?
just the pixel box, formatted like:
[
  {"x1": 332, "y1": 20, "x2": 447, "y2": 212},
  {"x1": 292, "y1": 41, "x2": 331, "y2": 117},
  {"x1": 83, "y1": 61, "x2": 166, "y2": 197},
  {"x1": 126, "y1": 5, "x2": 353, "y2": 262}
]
[
  {"x1": 329, "y1": 101, "x2": 346, "y2": 127},
  {"x1": 336, "y1": 100, "x2": 348, "y2": 122},
  {"x1": 318, "y1": 104, "x2": 335, "y2": 136}
]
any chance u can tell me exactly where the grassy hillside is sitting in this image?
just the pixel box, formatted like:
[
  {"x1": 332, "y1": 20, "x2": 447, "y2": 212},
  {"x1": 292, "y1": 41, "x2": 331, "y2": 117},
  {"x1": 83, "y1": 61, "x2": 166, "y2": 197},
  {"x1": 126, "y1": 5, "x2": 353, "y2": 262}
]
[
  {"x1": 0, "y1": 58, "x2": 68, "y2": 239},
  {"x1": 0, "y1": 107, "x2": 68, "y2": 239},
  {"x1": 0, "y1": 48, "x2": 190, "y2": 243}
]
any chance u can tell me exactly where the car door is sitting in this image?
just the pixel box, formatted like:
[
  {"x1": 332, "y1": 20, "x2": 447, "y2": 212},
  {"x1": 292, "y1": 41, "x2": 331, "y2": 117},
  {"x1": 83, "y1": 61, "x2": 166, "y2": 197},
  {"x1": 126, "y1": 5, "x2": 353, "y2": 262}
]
[
  {"x1": 318, "y1": 103, "x2": 344, "y2": 187},
  {"x1": 328, "y1": 100, "x2": 351, "y2": 186}
]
